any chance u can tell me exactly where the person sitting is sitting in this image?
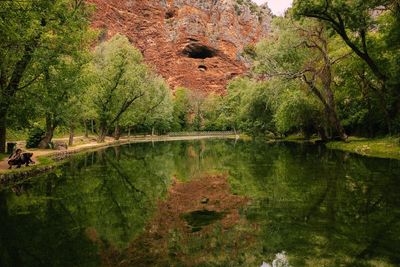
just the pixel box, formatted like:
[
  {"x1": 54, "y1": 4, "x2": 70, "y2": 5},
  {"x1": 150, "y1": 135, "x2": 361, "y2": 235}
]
[
  {"x1": 8, "y1": 149, "x2": 35, "y2": 169},
  {"x1": 9, "y1": 148, "x2": 22, "y2": 161}
]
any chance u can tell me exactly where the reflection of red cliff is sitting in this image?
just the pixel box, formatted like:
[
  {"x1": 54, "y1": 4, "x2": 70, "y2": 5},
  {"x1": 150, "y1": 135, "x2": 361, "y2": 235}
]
[
  {"x1": 96, "y1": 175, "x2": 254, "y2": 266},
  {"x1": 87, "y1": 0, "x2": 272, "y2": 94}
]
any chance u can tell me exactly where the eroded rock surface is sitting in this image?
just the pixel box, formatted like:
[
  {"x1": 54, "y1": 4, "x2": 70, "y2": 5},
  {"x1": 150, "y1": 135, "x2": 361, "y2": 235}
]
[{"x1": 87, "y1": 0, "x2": 272, "y2": 93}]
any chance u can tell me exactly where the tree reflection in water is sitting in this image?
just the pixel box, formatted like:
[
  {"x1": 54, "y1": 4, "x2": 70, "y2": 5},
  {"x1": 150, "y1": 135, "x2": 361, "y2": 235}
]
[{"x1": 0, "y1": 140, "x2": 399, "y2": 267}]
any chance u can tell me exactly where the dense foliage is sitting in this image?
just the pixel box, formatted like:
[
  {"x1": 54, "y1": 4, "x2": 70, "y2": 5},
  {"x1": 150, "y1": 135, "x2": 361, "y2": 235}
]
[
  {"x1": 0, "y1": 0, "x2": 93, "y2": 151},
  {"x1": 199, "y1": 1, "x2": 400, "y2": 139},
  {"x1": 25, "y1": 127, "x2": 45, "y2": 149},
  {"x1": 1, "y1": 0, "x2": 399, "y2": 152},
  {"x1": 0, "y1": 1, "x2": 174, "y2": 151},
  {"x1": 83, "y1": 35, "x2": 173, "y2": 142}
]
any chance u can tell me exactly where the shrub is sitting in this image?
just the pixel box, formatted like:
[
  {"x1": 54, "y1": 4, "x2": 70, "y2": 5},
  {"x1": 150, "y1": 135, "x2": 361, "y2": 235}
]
[
  {"x1": 274, "y1": 91, "x2": 322, "y2": 137},
  {"x1": 26, "y1": 127, "x2": 45, "y2": 148}
]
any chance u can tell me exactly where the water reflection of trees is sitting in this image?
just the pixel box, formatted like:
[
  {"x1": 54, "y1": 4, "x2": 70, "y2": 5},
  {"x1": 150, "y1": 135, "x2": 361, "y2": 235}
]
[
  {"x1": 236, "y1": 144, "x2": 400, "y2": 266},
  {"x1": 0, "y1": 141, "x2": 399, "y2": 266},
  {"x1": 0, "y1": 143, "x2": 175, "y2": 267}
]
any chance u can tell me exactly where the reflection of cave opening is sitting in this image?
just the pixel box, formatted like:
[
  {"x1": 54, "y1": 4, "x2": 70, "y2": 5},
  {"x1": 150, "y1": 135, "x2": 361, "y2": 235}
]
[
  {"x1": 182, "y1": 43, "x2": 216, "y2": 59},
  {"x1": 165, "y1": 10, "x2": 175, "y2": 19},
  {"x1": 198, "y1": 65, "x2": 207, "y2": 71}
]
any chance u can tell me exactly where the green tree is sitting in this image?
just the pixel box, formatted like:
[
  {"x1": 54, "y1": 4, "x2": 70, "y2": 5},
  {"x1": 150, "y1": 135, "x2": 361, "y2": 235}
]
[
  {"x1": 275, "y1": 90, "x2": 324, "y2": 138},
  {"x1": 292, "y1": 0, "x2": 400, "y2": 132},
  {"x1": 254, "y1": 17, "x2": 348, "y2": 140},
  {"x1": 35, "y1": 54, "x2": 91, "y2": 148},
  {"x1": 171, "y1": 87, "x2": 191, "y2": 131},
  {"x1": 189, "y1": 91, "x2": 206, "y2": 131},
  {"x1": 222, "y1": 78, "x2": 247, "y2": 134},
  {"x1": 0, "y1": 0, "x2": 91, "y2": 152},
  {"x1": 120, "y1": 76, "x2": 173, "y2": 136},
  {"x1": 85, "y1": 35, "x2": 149, "y2": 142},
  {"x1": 202, "y1": 93, "x2": 226, "y2": 131}
]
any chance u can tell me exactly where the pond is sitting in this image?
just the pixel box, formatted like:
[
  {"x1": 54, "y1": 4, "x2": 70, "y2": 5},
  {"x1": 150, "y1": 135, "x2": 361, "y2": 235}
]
[{"x1": 0, "y1": 140, "x2": 399, "y2": 267}]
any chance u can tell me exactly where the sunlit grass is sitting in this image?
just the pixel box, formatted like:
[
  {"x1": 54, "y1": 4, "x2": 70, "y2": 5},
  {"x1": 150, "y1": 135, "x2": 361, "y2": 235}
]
[
  {"x1": 36, "y1": 156, "x2": 55, "y2": 165},
  {"x1": 326, "y1": 136, "x2": 400, "y2": 160}
]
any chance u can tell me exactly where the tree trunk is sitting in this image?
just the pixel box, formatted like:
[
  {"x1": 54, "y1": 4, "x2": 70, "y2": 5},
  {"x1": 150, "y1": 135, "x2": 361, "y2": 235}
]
[
  {"x1": 91, "y1": 119, "x2": 95, "y2": 134},
  {"x1": 38, "y1": 129, "x2": 55, "y2": 149},
  {"x1": 98, "y1": 121, "x2": 107, "y2": 143},
  {"x1": 98, "y1": 132, "x2": 107, "y2": 143},
  {"x1": 0, "y1": 35, "x2": 41, "y2": 153},
  {"x1": 307, "y1": 28, "x2": 348, "y2": 142},
  {"x1": 84, "y1": 120, "x2": 88, "y2": 138},
  {"x1": 98, "y1": 129, "x2": 107, "y2": 143},
  {"x1": 151, "y1": 126, "x2": 155, "y2": 136},
  {"x1": 113, "y1": 146, "x2": 121, "y2": 161},
  {"x1": 68, "y1": 126, "x2": 74, "y2": 146},
  {"x1": 128, "y1": 127, "x2": 131, "y2": 138},
  {"x1": 316, "y1": 98, "x2": 347, "y2": 142},
  {"x1": 0, "y1": 111, "x2": 6, "y2": 154},
  {"x1": 317, "y1": 126, "x2": 328, "y2": 142},
  {"x1": 38, "y1": 114, "x2": 56, "y2": 149},
  {"x1": 114, "y1": 124, "x2": 121, "y2": 140},
  {"x1": 323, "y1": 60, "x2": 347, "y2": 141},
  {"x1": 326, "y1": 107, "x2": 348, "y2": 141}
]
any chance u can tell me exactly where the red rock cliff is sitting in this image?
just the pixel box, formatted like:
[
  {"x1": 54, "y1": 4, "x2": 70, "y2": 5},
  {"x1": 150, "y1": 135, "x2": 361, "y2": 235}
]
[{"x1": 87, "y1": 0, "x2": 272, "y2": 94}]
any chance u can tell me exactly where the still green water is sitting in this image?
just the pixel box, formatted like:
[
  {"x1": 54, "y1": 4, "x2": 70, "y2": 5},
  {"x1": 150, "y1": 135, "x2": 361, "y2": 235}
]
[{"x1": 0, "y1": 140, "x2": 399, "y2": 267}]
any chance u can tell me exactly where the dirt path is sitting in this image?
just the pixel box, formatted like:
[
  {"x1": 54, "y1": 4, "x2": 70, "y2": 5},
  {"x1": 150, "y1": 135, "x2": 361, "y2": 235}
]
[
  {"x1": 0, "y1": 134, "x2": 236, "y2": 171},
  {"x1": 0, "y1": 137, "x2": 107, "y2": 170}
]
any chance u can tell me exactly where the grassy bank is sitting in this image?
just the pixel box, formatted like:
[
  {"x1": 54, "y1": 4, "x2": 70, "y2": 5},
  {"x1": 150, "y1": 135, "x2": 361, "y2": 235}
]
[{"x1": 326, "y1": 137, "x2": 400, "y2": 160}]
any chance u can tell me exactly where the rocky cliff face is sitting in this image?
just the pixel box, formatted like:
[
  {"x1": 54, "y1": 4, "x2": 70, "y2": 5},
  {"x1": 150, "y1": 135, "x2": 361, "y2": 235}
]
[{"x1": 87, "y1": 0, "x2": 272, "y2": 94}]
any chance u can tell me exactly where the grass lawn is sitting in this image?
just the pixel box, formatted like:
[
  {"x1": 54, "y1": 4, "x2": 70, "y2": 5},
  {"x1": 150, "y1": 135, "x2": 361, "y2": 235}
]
[
  {"x1": 326, "y1": 136, "x2": 400, "y2": 160},
  {"x1": 0, "y1": 155, "x2": 58, "y2": 175}
]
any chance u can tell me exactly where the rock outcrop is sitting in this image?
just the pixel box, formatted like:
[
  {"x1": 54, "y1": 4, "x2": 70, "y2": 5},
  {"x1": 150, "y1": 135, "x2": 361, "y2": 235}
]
[{"x1": 87, "y1": 0, "x2": 272, "y2": 94}]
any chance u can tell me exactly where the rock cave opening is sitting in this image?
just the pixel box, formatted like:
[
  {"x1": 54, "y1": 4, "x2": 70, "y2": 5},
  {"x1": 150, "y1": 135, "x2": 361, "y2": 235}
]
[{"x1": 182, "y1": 43, "x2": 216, "y2": 59}]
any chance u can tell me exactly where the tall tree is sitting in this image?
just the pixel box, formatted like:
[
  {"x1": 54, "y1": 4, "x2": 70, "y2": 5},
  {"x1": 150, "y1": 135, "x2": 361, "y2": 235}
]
[
  {"x1": 171, "y1": 88, "x2": 191, "y2": 131},
  {"x1": 292, "y1": 0, "x2": 400, "y2": 132},
  {"x1": 120, "y1": 76, "x2": 173, "y2": 136},
  {"x1": 190, "y1": 91, "x2": 206, "y2": 131},
  {"x1": 85, "y1": 35, "x2": 149, "y2": 142},
  {"x1": 254, "y1": 18, "x2": 348, "y2": 140},
  {"x1": 225, "y1": 77, "x2": 278, "y2": 136},
  {"x1": 34, "y1": 54, "x2": 91, "y2": 148},
  {"x1": 0, "y1": 0, "x2": 91, "y2": 152}
]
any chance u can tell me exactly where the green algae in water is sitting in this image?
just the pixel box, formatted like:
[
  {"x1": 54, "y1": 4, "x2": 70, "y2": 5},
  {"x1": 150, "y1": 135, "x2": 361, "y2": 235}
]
[{"x1": 181, "y1": 210, "x2": 225, "y2": 232}]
